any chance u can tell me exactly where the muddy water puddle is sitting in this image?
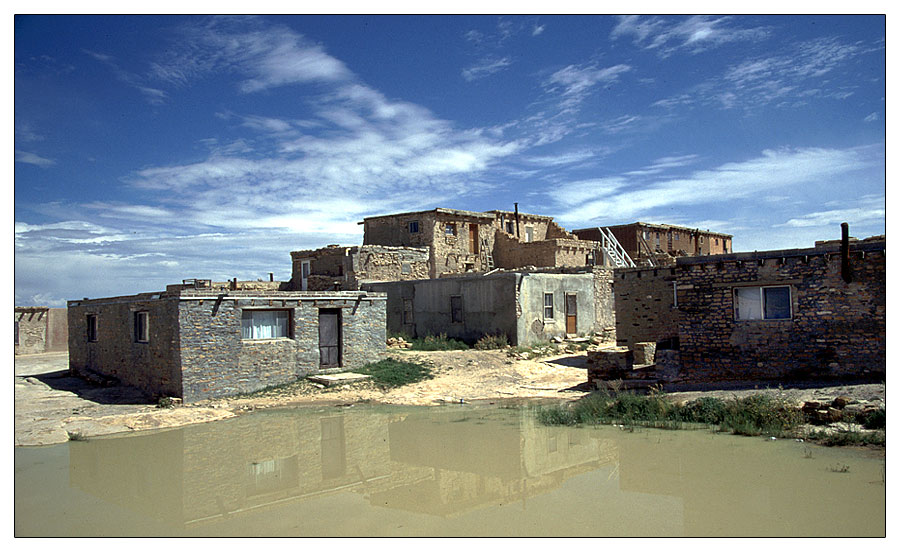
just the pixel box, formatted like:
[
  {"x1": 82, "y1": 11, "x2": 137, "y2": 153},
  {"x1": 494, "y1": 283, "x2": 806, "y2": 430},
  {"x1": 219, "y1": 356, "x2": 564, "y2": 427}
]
[{"x1": 15, "y1": 404, "x2": 885, "y2": 537}]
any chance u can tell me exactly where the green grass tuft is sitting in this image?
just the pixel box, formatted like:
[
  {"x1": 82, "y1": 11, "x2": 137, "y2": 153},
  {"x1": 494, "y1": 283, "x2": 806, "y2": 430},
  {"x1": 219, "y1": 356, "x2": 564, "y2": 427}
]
[{"x1": 356, "y1": 358, "x2": 434, "y2": 388}]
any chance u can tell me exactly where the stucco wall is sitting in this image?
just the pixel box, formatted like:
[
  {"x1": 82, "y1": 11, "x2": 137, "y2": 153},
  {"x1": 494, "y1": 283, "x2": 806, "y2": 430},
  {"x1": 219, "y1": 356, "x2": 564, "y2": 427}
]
[
  {"x1": 517, "y1": 273, "x2": 596, "y2": 345},
  {"x1": 365, "y1": 275, "x2": 519, "y2": 344}
]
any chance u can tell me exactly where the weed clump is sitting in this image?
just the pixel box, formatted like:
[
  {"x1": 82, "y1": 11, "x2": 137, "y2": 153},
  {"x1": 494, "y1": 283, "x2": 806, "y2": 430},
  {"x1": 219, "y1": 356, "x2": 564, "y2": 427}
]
[
  {"x1": 474, "y1": 334, "x2": 509, "y2": 350},
  {"x1": 357, "y1": 358, "x2": 434, "y2": 388},
  {"x1": 536, "y1": 390, "x2": 803, "y2": 437},
  {"x1": 408, "y1": 333, "x2": 469, "y2": 351}
]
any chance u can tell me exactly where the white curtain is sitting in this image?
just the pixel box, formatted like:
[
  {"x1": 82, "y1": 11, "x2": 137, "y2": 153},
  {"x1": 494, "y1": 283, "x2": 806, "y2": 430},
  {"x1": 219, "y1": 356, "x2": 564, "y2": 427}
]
[{"x1": 242, "y1": 310, "x2": 289, "y2": 339}]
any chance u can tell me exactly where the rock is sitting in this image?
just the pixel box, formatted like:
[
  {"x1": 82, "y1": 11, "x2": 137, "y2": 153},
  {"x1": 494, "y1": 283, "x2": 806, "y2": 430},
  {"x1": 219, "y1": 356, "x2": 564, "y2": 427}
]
[
  {"x1": 832, "y1": 395, "x2": 854, "y2": 409},
  {"x1": 550, "y1": 336, "x2": 564, "y2": 343}
]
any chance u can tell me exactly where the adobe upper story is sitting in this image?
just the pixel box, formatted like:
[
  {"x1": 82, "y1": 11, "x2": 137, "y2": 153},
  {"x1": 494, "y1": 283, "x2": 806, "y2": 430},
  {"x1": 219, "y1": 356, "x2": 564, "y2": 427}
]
[{"x1": 574, "y1": 222, "x2": 733, "y2": 265}]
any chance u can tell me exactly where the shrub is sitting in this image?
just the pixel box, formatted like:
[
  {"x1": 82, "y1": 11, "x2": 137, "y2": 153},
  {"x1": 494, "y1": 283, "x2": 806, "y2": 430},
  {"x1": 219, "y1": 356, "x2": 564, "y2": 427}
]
[
  {"x1": 474, "y1": 334, "x2": 509, "y2": 350},
  {"x1": 409, "y1": 333, "x2": 469, "y2": 351},
  {"x1": 357, "y1": 358, "x2": 434, "y2": 388},
  {"x1": 861, "y1": 408, "x2": 886, "y2": 430}
]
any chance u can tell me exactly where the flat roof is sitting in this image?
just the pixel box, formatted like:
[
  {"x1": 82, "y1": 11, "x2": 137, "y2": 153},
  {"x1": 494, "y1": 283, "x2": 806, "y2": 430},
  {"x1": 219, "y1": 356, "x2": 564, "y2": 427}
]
[
  {"x1": 360, "y1": 207, "x2": 496, "y2": 223},
  {"x1": 575, "y1": 222, "x2": 733, "y2": 238},
  {"x1": 676, "y1": 238, "x2": 885, "y2": 266}
]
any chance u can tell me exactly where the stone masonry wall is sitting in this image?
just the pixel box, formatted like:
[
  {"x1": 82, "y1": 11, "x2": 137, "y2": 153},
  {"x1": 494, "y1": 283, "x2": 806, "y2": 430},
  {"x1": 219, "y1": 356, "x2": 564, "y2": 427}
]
[
  {"x1": 350, "y1": 245, "x2": 430, "y2": 286},
  {"x1": 613, "y1": 267, "x2": 679, "y2": 349},
  {"x1": 591, "y1": 267, "x2": 616, "y2": 338},
  {"x1": 178, "y1": 291, "x2": 387, "y2": 402},
  {"x1": 676, "y1": 243, "x2": 885, "y2": 381},
  {"x1": 15, "y1": 307, "x2": 48, "y2": 355},
  {"x1": 68, "y1": 295, "x2": 183, "y2": 398}
]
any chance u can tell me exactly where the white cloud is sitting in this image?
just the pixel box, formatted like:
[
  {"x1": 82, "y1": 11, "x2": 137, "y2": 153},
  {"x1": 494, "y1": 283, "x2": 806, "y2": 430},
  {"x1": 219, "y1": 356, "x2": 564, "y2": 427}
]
[
  {"x1": 546, "y1": 64, "x2": 631, "y2": 111},
  {"x1": 776, "y1": 195, "x2": 885, "y2": 228},
  {"x1": 864, "y1": 112, "x2": 879, "y2": 122},
  {"x1": 462, "y1": 57, "x2": 513, "y2": 81},
  {"x1": 15, "y1": 150, "x2": 55, "y2": 167},
  {"x1": 549, "y1": 146, "x2": 882, "y2": 225},
  {"x1": 149, "y1": 16, "x2": 351, "y2": 94},
  {"x1": 532, "y1": 24, "x2": 545, "y2": 36},
  {"x1": 611, "y1": 15, "x2": 770, "y2": 57}
]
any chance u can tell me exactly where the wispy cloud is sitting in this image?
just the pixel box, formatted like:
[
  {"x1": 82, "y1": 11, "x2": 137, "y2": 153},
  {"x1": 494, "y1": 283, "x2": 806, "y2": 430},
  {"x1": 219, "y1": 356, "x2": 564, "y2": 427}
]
[
  {"x1": 864, "y1": 112, "x2": 879, "y2": 122},
  {"x1": 84, "y1": 49, "x2": 169, "y2": 104},
  {"x1": 624, "y1": 154, "x2": 700, "y2": 176},
  {"x1": 549, "y1": 146, "x2": 881, "y2": 225},
  {"x1": 462, "y1": 57, "x2": 512, "y2": 81},
  {"x1": 653, "y1": 35, "x2": 881, "y2": 113},
  {"x1": 611, "y1": 15, "x2": 770, "y2": 57},
  {"x1": 545, "y1": 63, "x2": 631, "y2": 111},
  {"x1": 149, "y1": 16, "x2": 351, "y2": 93},
  {"x1": 15, "y1": 150, "x2": 55, "y2": 167},
  {"x1": 776, "y1": 195, "x2": 885, "y2": 228},
  {"x1": 532, "y1": 24, "x2": 545, "y2": 36}
]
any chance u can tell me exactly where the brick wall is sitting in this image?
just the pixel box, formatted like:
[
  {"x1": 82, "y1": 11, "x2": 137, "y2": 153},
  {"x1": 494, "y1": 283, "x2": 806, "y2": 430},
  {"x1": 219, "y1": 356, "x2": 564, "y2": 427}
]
[
  {"x1": 676, "y1": 242, "x2": 885, "y2": 381},
  {"x1": 613, "y1": 267, "x2": 679, "y2": 349}
]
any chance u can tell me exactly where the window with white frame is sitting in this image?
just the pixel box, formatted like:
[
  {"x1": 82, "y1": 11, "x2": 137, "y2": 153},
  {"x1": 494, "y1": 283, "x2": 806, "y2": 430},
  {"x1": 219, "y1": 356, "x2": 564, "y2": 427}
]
[
  {"x1": 242, "y1": 310, "x2": 291, "y2": 339},
  {"x1": 733, "y1": 286, "x2": 791, "y2": 320},
  {"x1": 543, "y1": 293, "x2": 554, "y2": 319},
  {"x1": 134, "y1": 311, "x2": 149, "y2": 343},
  {"x1": 445, "y1": 223, "x2": 457, "y2": 236},
  {"x1": 525, "y1": 226, "x2": 534, "y2": 242}
]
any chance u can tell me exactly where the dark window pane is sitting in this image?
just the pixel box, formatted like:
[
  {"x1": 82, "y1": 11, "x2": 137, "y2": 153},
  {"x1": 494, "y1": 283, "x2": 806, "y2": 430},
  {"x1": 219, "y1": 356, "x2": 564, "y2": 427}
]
[{"x1": 764, "y1": 287, "x2": 791, "y2": 319}]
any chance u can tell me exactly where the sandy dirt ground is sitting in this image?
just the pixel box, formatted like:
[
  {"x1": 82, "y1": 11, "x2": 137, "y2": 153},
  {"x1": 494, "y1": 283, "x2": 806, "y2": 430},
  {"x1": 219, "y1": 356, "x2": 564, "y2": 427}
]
[{"x1": 14, "y1": 350, "x2": 885, "y2": 446}]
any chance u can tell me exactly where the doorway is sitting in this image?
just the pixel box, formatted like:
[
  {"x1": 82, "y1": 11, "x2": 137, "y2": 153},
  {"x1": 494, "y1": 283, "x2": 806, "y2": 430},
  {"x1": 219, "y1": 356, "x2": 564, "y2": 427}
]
[
  {"x1": 565, "y1": 293, "x2": 577, "y2": 335},
  {"x1": 318, "y1": 309, "x2": 341, "y2": 368}
]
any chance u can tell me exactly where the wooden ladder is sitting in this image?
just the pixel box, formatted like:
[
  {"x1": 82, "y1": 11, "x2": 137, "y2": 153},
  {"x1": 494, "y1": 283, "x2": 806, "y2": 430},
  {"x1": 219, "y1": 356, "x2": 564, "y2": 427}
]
[{"x1": 481, "y1": 238, "x2": 494, "y2": 270}]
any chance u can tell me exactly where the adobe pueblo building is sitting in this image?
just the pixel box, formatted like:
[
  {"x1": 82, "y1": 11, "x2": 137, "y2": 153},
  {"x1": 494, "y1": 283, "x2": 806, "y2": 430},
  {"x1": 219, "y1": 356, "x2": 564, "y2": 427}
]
[
  {"x1": 574, "y1": 222, "x2": 732, "y2": 267},
  {"x1": 67, "y1": 279, "x2": 387, "y2": 402},
  {"x1": 292, "y1": 207, "x2": 635, "y2": 292}
]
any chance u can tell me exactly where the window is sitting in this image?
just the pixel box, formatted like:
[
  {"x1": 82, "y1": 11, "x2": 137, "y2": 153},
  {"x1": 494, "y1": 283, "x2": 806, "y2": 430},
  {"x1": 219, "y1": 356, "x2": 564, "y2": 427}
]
[
  {"x1": 734, "y1": 286, "x2": 791, "y2": 321},
  {"x1": 506, "y1": 221, "x2": 515, "y2": 234},
  {"x1": 86, "y1": 314, "x2": 98, "y2": 342},
  {"x1": 402, "y1": 299, "x2": 414, "y2": 325},
  {"x1": 525, "y1": 226, "x2": 534, "y2": 242},
  {"x1": 674, "y1": 233, "x2": 679, "y2": 241},
  {"x1": 242, "y1": 310, "x2": 291, "y2": 339},
  {"x1": 134, "y1": 311, "x2": 149, "y2": 343},
  {"x1": 450, "y1": 295, "x2": 463, "y2": 323},
  {"x1": 445, "y1": 223, "x2": 457, "y2": 236},
  {"x1": 408, "y1": 220, "x2": 419, "y2": 234},
  {"x1": 543, "y1": 293, "x2": 554, "y2": 319}
]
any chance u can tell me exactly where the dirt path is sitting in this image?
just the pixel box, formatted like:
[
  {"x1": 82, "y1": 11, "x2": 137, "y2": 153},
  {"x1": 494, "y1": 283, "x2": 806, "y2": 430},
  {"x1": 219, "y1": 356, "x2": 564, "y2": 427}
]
[{"x1": 14, "y1": 350, "x2": 885, "y2": 446}]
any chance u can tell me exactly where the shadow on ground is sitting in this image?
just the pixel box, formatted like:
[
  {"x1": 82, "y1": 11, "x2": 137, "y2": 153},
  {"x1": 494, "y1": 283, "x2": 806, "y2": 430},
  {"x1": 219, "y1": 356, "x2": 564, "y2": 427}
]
[{"x1": 27, "y1": 370, "x2": 154, "y2": 405}]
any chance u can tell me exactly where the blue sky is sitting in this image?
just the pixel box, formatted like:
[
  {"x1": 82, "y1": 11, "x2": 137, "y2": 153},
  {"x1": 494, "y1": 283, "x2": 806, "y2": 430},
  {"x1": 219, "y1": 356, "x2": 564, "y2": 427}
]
[{"x1": 14, "y1": 15, "x2": 886, "y2": 306}]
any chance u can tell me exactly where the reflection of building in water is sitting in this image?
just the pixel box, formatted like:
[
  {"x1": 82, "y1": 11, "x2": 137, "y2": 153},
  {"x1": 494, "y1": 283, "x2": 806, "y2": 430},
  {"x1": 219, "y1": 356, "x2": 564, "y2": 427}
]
[
  {"x1": 372, "y1": 410, "x2": 617, "y2": 517},
  {"x1": 68, "y1": 407, "x2": 617, "y2": 527}
]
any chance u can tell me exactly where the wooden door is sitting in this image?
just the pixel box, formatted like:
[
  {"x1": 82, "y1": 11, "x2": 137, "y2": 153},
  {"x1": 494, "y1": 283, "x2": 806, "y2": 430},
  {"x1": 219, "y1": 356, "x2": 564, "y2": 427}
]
[
  {"x1": 469, "y1": 224, "x2": 478, "y2": 254},
  {"x1": 319, "y1": 309, "x2": 341, "y2": 368},
  {"x1": 565, "y1": 294, "x2": 577, "y2": 334}
]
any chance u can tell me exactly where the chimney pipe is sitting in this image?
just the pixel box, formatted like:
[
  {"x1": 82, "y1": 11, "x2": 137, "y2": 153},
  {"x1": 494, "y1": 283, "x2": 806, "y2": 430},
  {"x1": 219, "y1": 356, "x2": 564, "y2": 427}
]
[
  {"x1": 269, "y1": 272, "x2": 274, "y2": 282},
  {"x1": 841, "y1": 222, "x2": 853, "y2": 283},
  {"x1": 514, "y1": 203, "x2": 520, "y2": 238}
]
